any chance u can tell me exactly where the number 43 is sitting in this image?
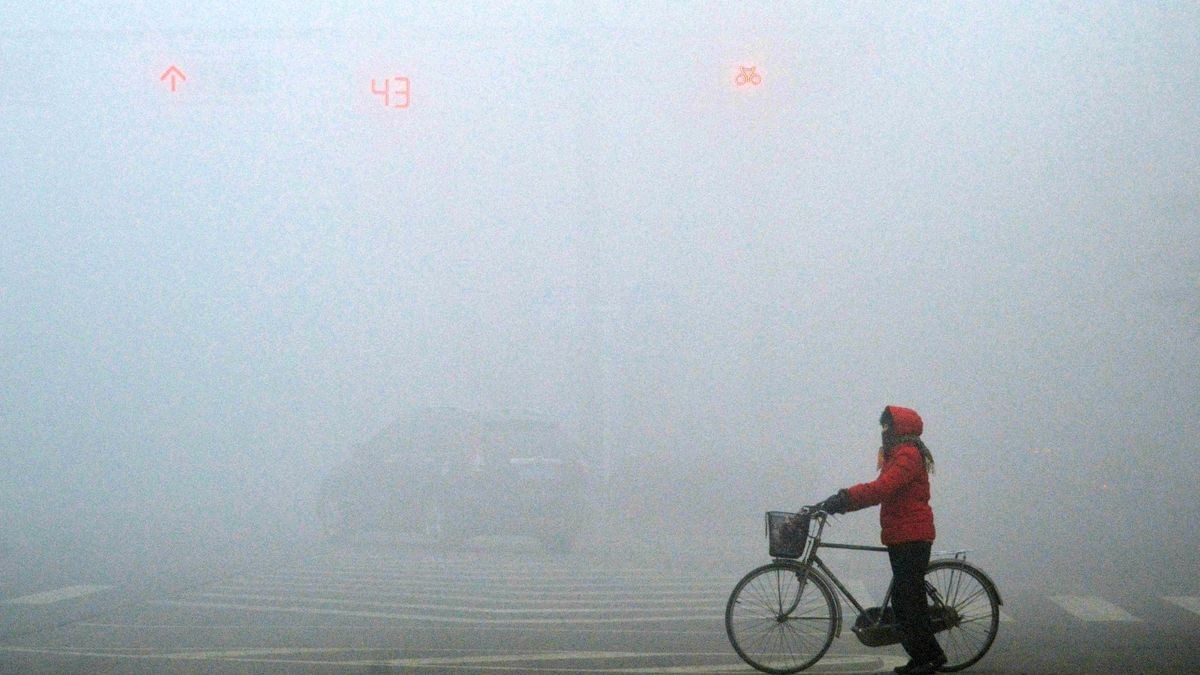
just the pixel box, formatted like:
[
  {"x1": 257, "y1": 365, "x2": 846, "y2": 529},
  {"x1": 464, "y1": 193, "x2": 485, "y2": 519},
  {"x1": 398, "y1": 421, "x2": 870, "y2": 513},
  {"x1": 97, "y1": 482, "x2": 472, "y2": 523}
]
[{"x1": 371, "y1": 76, "x2": 411, "y2": 109}]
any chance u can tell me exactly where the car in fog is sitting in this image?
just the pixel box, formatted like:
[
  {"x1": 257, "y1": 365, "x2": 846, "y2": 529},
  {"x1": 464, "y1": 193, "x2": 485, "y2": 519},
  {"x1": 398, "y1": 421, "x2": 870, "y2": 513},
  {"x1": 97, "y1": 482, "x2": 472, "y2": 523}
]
[{"x1": 316, "y1": 408, "x2": 590, "y2": 551}]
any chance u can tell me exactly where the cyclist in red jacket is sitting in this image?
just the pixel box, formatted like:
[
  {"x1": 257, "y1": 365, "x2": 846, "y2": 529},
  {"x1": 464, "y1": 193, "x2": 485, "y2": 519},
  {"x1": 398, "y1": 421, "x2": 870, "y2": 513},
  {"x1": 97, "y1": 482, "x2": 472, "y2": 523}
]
[{"x1": 816, "y1": 406, "x2": 947, "y2": 675}]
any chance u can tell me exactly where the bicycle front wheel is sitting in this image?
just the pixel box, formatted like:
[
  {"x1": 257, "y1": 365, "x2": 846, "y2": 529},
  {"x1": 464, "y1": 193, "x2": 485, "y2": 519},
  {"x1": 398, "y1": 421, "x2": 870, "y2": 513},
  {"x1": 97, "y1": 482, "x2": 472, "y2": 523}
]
[
  {"x1": 925, "y1": 560, "x2": 1001, "y2": 671},
  {"x1": 725, "y1": 561, "x2": 837, "y2": 674}
]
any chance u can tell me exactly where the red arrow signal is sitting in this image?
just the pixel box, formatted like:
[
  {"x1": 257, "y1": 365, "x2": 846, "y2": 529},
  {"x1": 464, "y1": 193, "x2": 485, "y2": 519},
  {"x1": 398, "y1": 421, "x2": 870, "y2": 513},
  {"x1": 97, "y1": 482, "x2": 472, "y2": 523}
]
[{"x1": 159, "y1": 65, "x2": 186, "y2": 92}]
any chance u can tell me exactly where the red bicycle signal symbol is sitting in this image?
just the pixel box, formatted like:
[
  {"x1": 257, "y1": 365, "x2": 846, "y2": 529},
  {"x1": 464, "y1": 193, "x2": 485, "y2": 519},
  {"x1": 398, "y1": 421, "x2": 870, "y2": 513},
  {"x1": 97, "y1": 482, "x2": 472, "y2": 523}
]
[{"x1": 735, "y1": 65, "x2": 762, "y2": 87}]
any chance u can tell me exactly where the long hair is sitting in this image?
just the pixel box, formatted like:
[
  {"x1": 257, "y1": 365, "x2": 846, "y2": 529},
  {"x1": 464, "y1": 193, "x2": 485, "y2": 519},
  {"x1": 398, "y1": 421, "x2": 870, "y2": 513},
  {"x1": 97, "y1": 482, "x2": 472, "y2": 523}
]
[{"x1": 888, "y1": 434, "x2": 936, "y2": 475}]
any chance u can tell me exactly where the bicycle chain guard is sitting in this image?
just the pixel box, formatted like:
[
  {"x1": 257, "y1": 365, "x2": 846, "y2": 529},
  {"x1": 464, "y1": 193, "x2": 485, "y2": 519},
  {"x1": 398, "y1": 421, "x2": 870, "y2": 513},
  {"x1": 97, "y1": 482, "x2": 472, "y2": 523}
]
[{"x1": 851, "y1": 605, "x2": 960, "y2": 647}]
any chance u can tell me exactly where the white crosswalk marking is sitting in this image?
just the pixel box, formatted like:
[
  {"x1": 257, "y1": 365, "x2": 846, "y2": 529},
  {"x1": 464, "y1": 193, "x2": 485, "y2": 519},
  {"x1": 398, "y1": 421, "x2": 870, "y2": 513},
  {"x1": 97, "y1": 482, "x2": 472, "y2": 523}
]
[
  {"x1": 205, "y1": 583, "x2": 718, "y2": 607},
  {"x1": 156, "y1": 599, "x2": 726, "y2": 624},
  {"x1": 1164, "y1": 596, "x2": 1200, "y2": 616},
  {"x1": 1049, "y1": 595, "x2": 1141, "y2": 622},
  {"x1": 152, "y1": 553, "x2": 743, "y2": 629},
  {"x1": 184, "y1": 591, "x2": 717, "y2": 615},
  {"x1": 15, "y1": 545, "x2": 1195, "y2": 673},
  {"x1": 6, "y1": 585, "x2": 110, "y2": 605}
]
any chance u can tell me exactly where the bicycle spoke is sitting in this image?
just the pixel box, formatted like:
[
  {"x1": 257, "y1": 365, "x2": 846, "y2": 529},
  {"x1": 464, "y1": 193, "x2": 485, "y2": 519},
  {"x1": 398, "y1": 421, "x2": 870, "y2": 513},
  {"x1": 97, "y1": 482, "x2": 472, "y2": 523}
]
[
  {"x1": 926, "y1": 562, "x2": 999, "y2": 672},
  {"x1": 777, "y1": 619, "x2": 806, "y2": 658},
  {"x1": 957, "y1": 615, "x2": 993, "y2": 625},
  {"x1": 953, "y1": 586, "x2": 987, "y2": 608},
  {"x1": 948, "y1": 566, "x2": 962, "y2": 606},
  {"x1": 727, "y1": 562, "x2": 837, "y2": 673},
  {"x1": 947, "y1": 627, "x2": 968, "y2": 661},
  {"x1": 746, "y1": 574, "x2": 786, "y2": 616},
  {"x1": 748, "y1": 624, "x2": 777, "y2": 658},
  {"x1": 745, "y1": 583, "x2": 779, "y2": 616},
  {"x1": 778, "y1": 620, "x2": 809, "y2": 664},
  {"x1": 745, "y1": 624, "x2": 775, "y2": 658},
  {"x1": 738, "y1": 612, "x2": 784, "y2": 657}
]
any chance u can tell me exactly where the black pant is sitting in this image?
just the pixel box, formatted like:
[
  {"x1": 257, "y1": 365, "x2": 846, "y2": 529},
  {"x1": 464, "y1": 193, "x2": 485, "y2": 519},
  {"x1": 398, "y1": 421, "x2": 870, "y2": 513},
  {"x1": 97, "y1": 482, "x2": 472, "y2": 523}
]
[{"x1": 888, "y1": 541, "x2": 946, "y2": 664}]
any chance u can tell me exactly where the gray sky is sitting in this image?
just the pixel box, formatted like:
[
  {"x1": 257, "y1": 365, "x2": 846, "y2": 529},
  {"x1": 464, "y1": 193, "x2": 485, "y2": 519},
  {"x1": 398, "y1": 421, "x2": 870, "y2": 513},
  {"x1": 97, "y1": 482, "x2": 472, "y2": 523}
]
[{"x1": 1, "y1": 2, "x2": 1198, "y2": 579}]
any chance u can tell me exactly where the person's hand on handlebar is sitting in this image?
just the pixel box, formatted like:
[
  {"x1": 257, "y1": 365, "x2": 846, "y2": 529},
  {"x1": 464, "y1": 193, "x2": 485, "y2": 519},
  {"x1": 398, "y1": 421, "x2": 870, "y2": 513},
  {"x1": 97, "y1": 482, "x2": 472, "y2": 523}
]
[{"x1": 814, "y1": 489, "x2": 851, "y2": 515}]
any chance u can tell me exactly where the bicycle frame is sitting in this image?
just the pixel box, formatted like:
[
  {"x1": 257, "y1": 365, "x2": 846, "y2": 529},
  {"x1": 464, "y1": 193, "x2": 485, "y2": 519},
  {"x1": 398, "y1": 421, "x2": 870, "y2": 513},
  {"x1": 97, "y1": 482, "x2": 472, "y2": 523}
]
[
  {"x1": 782, "y1": 511, "x2": 946, "y2": 633},
  {"x1": 810, "y1": 542, "x2": 890, "y2": 619},
  {"x1": 730, "y1": 510, "x2": 1003, "y2": 673}
]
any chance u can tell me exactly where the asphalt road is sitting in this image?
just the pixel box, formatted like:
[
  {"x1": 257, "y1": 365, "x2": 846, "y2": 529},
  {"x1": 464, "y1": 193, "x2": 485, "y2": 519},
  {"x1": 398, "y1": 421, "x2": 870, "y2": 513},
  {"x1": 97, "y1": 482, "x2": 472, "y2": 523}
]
[{"x1": 1, "y1": 534, "x2": 1197, "y2": 674}]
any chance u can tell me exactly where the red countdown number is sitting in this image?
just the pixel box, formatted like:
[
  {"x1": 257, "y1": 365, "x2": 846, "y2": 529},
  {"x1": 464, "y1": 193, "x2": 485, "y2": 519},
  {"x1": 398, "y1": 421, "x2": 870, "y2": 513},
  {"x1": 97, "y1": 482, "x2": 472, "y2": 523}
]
[{"x1": 371, "y1": 76, "x2": 410, "y2": 109}]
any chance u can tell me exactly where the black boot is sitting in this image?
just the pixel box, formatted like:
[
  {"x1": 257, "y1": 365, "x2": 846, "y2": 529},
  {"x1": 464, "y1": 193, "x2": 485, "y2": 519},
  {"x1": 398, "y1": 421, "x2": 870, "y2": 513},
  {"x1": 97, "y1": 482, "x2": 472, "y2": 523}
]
[{"x1": 893, "y1": 659, "x2": 918, "y2": 674}]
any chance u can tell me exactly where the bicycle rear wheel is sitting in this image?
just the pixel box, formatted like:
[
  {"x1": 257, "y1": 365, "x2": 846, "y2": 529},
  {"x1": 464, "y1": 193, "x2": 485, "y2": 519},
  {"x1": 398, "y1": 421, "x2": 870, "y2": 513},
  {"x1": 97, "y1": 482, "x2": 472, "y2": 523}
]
[
  {"x1": 924, "y1": 560, "x2": 1000, "y2": 671},
  {"x1": 725, "y1": 561, "x2": 837, "y2": 674}
]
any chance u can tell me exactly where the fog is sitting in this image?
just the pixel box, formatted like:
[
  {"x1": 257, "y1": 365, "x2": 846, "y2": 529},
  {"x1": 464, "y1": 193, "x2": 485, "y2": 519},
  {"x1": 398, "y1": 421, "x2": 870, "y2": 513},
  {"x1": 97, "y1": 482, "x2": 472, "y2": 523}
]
[{"x1": 2, "y1": 2, "x2": 1197, "y2": 594}]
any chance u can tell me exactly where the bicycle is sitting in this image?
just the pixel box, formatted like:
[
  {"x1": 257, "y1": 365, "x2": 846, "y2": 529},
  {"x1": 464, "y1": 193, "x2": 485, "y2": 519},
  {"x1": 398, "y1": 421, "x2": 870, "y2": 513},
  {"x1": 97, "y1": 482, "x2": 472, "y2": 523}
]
[
  {"x1": 735, "y1": 65, "x2": 763, "y2": 86},
  {"x1": 725, "y1": 508, "x2": 1003, "y2": 674}
]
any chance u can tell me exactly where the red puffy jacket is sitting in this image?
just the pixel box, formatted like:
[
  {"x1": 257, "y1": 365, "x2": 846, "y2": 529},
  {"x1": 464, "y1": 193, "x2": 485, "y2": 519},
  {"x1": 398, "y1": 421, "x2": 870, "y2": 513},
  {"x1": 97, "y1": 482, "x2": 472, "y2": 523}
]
[{"x1": 845, "y1": 406, "x2": 935, "y2": 546}]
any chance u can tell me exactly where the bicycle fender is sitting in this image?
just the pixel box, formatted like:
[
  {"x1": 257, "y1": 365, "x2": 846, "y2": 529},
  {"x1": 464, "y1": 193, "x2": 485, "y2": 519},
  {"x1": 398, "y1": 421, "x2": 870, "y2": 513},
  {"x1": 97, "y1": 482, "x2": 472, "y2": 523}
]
[
  {"x1": 930, "y1": 560, "x2": 1004, "y2": 606},
  {"x1": 973, "y1": 565, "x2": 1004, "y2": 606}
]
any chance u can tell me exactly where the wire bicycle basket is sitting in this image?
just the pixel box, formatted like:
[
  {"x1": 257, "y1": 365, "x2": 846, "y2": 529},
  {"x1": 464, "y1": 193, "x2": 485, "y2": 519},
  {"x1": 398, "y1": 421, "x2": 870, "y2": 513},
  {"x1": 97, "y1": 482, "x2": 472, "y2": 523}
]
[{"x1": 765, "y1": 510, "x2": 810, "y2": 559}]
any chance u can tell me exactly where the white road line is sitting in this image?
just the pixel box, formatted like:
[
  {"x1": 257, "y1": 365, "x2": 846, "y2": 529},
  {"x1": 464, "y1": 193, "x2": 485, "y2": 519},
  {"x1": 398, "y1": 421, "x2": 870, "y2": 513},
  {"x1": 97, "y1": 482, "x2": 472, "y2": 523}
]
[
  {"x1": 355, "y1": 650, "x2": 659, "y2": 667},
  {"x1": 157, "y1": 599, "x2": 724, "y2": 624},
  {"x1": 309, "y1": 564, "x2": 717, "y2": 577},
  {"x1": 344, "y1": 651, "x2": 902, "y2": 671},
  {"x1": 0, "y1": 646, "x2": 904, "y2": 673},
  {"x1": 299, "y1": 562, "x2": 700, "y2": 571},
  {"x1": 571, "y1": 655, "x2": 909, "y2": 674},
  {"x1": 0, "y1": 645, "x2": 375, "y2": 663},
  {"x1": 254, "y1": 572, "x2": 732, "y2": 590},
  {"x1": 248, "y1": 576, "x2": 729, "y2": 590},
  {"x1": 185, "y1": 591, "x2": 716, "y2": 616},
  {"x1": 1049, "y1": 595, "x2": 1141, "y2": 622},
  {"x1": 229, "y1": 576, "x2": 724, "y2": 590},
  {"x1": 5, "y1": 585, "x2": 111, "y2": 605},
  {"x1": 303, "y1": 563, "x2": 713, "y2": 576},
  {"x1": 313, "y1": 556, "x2": 697, "y2": 569},
  {"x1": 1164, "y1": 596, "x2": 1200, "y2": 616},
  {"x1": 274, "y1": 565, "x2": 722, "y2": 576},
  {"x1": 223, "y1": 580, "x2": 725, "y2": 599},
  {"x1": 74, "y1": 621, "x2": 721, "y2": 636},
  {"x1": 205, "y1": 585, "x2": 719, "y2": 608},
  {"x1": 224, "y1": 576, "x2": 721, "y2": 591}
]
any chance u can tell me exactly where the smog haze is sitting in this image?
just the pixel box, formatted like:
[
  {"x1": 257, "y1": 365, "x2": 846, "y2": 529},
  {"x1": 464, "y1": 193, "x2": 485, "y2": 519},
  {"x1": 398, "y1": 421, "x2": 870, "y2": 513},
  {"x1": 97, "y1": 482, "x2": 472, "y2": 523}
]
[{"x1": 1, "y1": 1, "x2": 1197, "y2": 598}]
